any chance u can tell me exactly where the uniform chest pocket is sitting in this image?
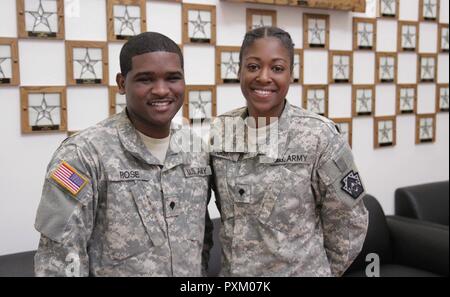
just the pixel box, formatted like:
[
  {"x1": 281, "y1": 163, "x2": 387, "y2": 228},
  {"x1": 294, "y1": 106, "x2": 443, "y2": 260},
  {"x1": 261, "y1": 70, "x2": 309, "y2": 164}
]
[
  {"x1": 257, "y1": 166, "x2": 313, "y2": 234},
  {"x1": 105, "y1": 176, "x2": 166, "y2": 261}
]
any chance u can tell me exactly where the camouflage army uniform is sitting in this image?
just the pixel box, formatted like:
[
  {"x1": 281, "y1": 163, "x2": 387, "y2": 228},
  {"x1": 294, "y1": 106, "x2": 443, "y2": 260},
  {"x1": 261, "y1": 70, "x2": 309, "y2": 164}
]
[
  {"x1": 210, "y1": 101, "x2": 368, "y2": 277},
  {"x1": 34, "y1": 110, "x2": 212, "y2": 277}
]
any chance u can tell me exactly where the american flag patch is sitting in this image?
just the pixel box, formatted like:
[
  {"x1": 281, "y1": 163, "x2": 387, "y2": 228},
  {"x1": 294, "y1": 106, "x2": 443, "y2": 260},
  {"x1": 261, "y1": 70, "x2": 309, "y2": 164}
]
[{"x1": 51, "y1": 162, "x2": 88, "y2": 196}]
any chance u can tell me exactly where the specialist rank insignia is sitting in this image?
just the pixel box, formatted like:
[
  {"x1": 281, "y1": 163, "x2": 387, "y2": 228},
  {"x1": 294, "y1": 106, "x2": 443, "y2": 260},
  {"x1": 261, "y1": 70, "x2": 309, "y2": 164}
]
[{"x1": 341, "y1": 170, "x2": 364, "y2": 199}]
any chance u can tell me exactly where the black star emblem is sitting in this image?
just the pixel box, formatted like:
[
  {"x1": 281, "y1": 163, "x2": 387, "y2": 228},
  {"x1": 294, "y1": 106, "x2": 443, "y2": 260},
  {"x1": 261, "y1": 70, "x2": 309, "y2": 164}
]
[
  {"x1": 114, "y1": 5, "x2": 140, "y2": 36},
  {"x1": 423, "y1": 0, "x2": 437, "y2": 19},
  {"x1": 189, "y1": 11, "x2": 210, "y2": 39},
  {"x1": 308, "y1": 90, "x2": 325, "y2": 114},
  {"x1": 420, "y1": 118, "x2": 433, "y2": 139},
  {"x1": 357, "y1": 90, "x2": 372, "y2": 113},
  {"x1": 190, "y1": 91, "x2": 212, "y2": 119},
  {"x1": 0, "y1": 57, "x2": 10, "y2": 79},
  {"x1": 221, "y1": 53, "x2": 239, "y2": 79},
  {"x1": 421, "y1": 58, "x2": 435, "y2": 80},
  {"x1": 400, "y1": 89, "x2": 414, "y2": 110},
  {"x1": 381, "y1": 0, "x2": 396, "y2": 15},
  {"x1": 74, "y1": 49, "x2": 101, "y2": 79},
  {"x1": 440, "y1": 88, "x2": 449, "y2": 109},
  {"x1": 357, "y1": 23, "x2": 373, "y2": 47},
  {"x1": 402, "y1": 26, "x2": 416, "y2": 48},
  {"x1": 380, "y1": 57, "x2": 394, "y2": 80},
  {"x1": 30, "y1": 94, "x2": 58, "y2": 126},
  {"x1": 379, "y1": 121, "x2": 392, "y2": 143},
  {"x1": 308, "y1": 19, "x2": 325, "y2": 45},
  {"x1": 333, "y1": 56, "x2": 349, "y2": 80},
  {"x1": 26, "y1": 0, "x2": 55, "y2": 33}
]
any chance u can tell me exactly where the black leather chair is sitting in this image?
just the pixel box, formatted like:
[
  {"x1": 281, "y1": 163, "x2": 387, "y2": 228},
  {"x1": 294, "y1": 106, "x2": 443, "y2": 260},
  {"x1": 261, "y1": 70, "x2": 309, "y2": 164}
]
[
  {"x1": 344, "y1": 194, "x2": 448, "y2": 277},
  {"x1": 395, "y1": 181, "x2": 449, "y2": 227},
  {"x1": 207, "y1": 218, "x2": 222, "y2": 277},
  {"x1": 0, "y1": 251, "x2": 35, "y2": 277}
]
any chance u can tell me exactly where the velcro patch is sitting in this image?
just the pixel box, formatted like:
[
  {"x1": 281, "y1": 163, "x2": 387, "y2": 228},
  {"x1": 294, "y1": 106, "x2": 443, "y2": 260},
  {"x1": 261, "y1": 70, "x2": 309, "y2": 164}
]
[
  {"x1": 51, "y1": 161, "x2": 88, "y2": 196},
  {"x1": 184, "y1": 166, "x2": 212, "y2": 177},
  {"x1": 341, "y1": 170, "x2": 364, "y2": 199}
]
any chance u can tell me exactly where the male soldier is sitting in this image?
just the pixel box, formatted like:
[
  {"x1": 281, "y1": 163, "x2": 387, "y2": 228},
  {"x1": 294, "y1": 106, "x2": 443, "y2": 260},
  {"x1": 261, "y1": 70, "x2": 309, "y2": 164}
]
[{"x1": 34, "y1": 32, "x2": 212, "y2": 276}]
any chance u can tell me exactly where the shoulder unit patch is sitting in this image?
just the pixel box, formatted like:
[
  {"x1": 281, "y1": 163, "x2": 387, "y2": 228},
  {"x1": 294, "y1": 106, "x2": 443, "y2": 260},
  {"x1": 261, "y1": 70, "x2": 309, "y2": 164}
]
[{"x1": 341, "y1": 170, "x2": 364, "y2": 199}]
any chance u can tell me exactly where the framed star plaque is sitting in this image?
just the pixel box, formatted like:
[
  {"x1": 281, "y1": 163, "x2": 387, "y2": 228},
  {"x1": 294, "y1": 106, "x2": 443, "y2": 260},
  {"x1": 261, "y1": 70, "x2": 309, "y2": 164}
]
[
  {"x1": 416, "y1": 113, "x2": 436, "y2": 144},
  {"x1": 331, "y1": 117, "x2": 353, "y2": 147},
  {"x1": 20, "y1": 86, "x2": 67, "y2": 133},
  {"x1": 374, "y1": 116, "x2": 396, "y2": 148},
  {"x1": 329, "y1": 51, "x2": 353, "y2": 84},
  {"x1": 352, "y1": 85, "x2": 375, "y2": 117},
  {"x1": 419, "y1": 0, "x2": 439, "y2": 22},
  {"x1": 438, "y1": 24, "x2": 449, "y2": 53},
  {"x1": 109, "y1": 86, "x2": 127, "y2": 115},
  {"x1": 216, "y1": 46, "x2": 240, "y2": 84},
  {"x1": 107, "y1": 0, "x2": 146, "y2": 42},
  {"x1": 418, "y1": 54, "x2": 437, "y2": 83},
  {"x1": 376, "y1": 52, "x2": 397, "y2": 84},
  {"x1": 302, "y1": 85, "x2": 328, "y2": 117},
  {"x1": 0, "y1": 38, "x2": 20, "y2": 86},
  {"x1": 303, "y1": 14, "x2": 329, "y2": 49},
  {"x1": 292, "y1": 49, "x2": 302, "y2": 84},
  {"x1": 246, "y1": 9, "x2": 277, "y2": 32},
  {"x1": 66, "y1": 41, "x2": 109, "y2": 86},
  {"x1": 398, "y1": 21, "x2": 419, "y2": 52},
  {"x1": 396, "y1": 84, "x2": 417, "y2": 115},
  {"x1": 184, "y1": 85, "x2": 217, "y2": 123},
  {"x1": 353, "y1": 18, "x2": 376, "y2": 51},
  {"x1": 378, "y1": 0, "x2": 399, "y2": 19},
  {"x1": 17, "y1": 0, "x2": 65, "y2": 39},
  {"x1": 182, "y1": 4, "x2": 216, "y2": 45},
  {"x1": 436, "y1": 84, "x2": 449, "y2": 113}
]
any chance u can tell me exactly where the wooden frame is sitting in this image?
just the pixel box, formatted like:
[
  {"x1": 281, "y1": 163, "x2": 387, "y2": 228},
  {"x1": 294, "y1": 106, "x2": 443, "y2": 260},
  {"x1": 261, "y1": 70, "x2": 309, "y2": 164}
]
[
  {"x1": 329, "y1": 50, "x2": 353, "y2": 84},
  {"x1": 397, "y1": 21, "x2": 419, "y2": 52},
  {"x1": 438, "y1": 24, "x2": 449, "y2": 53},
  {"x1": 246, "y1": 9, "x2": 277, "y2": 32},
  {"x1": 436, "y1": 83, "x2": 449, "y2": 113},
  {"x1": 17, "y1": 0, "x2": 65, "y2": 39},
  {"x1": 353, "y1": 17, "x2": 377, "y2": 51},
  {"x1": 419, "y1": 0, "x2": 440, "y2": 22},
  {"x1": 416, "y1": 113, "x2": 436, "y2": 144},
  {"x1": 20, "y1": 86, "x2": 67, "y2": 134},
  {"x1": 66, "y1": 41, "x2": 109, "y2": 86},
  {"x1": 107, "y1": 0, "x2": 147, "y2": 42},
  {"x1": 374, "y1": 116, "x2": 396, "y2": 148},
  {"x1": 216, "y1": 46, "x2": 241, "y2": 84},
  {"x1": 183, "y1": 85, "x2": 217, "y2": 122},
  {"x1": 0, "y1": 38, "x2": 20, "y2": 86},
  {"x1": 303, "y1": 14, "x2": 329, "y2": 50},
  {"x1": 376, "y1": 52, "x2": 397, "y2": 84},
  {"x1": 418, "y1": 54, "x2": 437, "y2": 83},
  {"x1": 302, "y1": 85, "x2": 329, "y2": 117},
  {"x1": 396, "y1": 84, "x2": 417, "y2": 115},
  {"x1": 331, "y1": 117, "x2": 353, "y2": 147},
  {"x1": 377, "y1": 0, "x2": 399, "y2": 19},
  {"x1": 109, "y1": 86, "x2": 127, "y2": 116},
  {"x1": 182, "y1": 3, "x2": 216, "y2": 45},
  {"x1": 293, "y1": 49, "x2": 303, "y2": 84},
  {"x1": 221, "y1": 0, "x2": 366, "y2": 12},
  {"x1": 352, "y1": 85, "x2": 375, "y2": 117}
]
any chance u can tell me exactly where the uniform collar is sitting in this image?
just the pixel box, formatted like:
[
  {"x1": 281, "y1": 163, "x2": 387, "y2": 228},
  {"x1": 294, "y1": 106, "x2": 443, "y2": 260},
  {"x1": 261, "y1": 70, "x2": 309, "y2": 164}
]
[
  {"x1": 216, "y1": 100, "x2": 291, "y2": 159},
  {"x1": 116, "y1": 109, "x2": 184, "y2": 167}
]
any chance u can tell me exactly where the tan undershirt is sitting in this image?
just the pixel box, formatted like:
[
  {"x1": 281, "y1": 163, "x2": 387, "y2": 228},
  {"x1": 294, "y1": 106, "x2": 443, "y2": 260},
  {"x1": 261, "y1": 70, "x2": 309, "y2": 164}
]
[{"x1": 137, "y1": 131, "x2": 171, "y2": 164}]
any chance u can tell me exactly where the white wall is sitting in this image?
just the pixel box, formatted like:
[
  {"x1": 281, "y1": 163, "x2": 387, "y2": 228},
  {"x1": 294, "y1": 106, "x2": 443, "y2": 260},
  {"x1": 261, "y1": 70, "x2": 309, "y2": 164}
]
[{"x1": 0, "y1": 0, "x2": 448, "y2": 256}]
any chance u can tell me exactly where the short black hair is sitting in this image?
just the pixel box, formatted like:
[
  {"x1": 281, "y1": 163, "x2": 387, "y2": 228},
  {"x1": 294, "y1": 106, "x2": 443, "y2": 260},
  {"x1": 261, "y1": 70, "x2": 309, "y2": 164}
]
[
  {"x1": 239, "y1": 26, "x2": 295, "y2": 73},
  {"x1": 119, "y1": 32, "x2": 184, "y2": 76}
]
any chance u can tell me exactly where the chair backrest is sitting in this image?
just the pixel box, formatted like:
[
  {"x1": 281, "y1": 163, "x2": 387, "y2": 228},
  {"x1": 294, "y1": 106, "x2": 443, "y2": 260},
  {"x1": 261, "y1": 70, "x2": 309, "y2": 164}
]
[
  {"x1": 0, "y1": 251, "x2": 35, "y2": 277},
  {"x1": 207, "y1": 218, "x2": 222, "y2": 277},
  {"x1": 345, "y1": 194, "x2": 393, "y2": 274},
  {"x1": 395, "y1": 181, "x2": 449, "y2": 226}
]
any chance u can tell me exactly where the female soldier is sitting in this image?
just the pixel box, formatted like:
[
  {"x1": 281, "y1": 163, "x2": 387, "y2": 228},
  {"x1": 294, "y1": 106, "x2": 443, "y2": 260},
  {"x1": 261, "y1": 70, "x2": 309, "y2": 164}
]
[{"x1": 210, "y1": 26, "x2": 368, "y2": 277}]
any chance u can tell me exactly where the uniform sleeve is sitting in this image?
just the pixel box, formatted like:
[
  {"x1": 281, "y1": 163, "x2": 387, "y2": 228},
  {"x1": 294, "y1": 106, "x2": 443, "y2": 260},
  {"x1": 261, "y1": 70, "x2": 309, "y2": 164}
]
[
  {"x1": 34, "y1": 142, "x2": 97, "y2": 277},
  {"x1": 314, "y1": 131, "x2": 369, "y2": 277}
]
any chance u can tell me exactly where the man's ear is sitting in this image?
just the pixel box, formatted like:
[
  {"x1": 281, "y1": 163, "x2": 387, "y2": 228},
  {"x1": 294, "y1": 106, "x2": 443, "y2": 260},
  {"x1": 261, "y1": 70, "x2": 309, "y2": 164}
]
[{"x1": 116, "y1": 73, "x2": 126, "y2": 95}]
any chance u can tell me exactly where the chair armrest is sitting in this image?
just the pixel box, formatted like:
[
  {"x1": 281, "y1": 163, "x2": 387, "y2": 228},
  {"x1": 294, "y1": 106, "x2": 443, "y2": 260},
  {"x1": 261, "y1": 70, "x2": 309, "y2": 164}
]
[{"x1": 387, "y1": 215, "x2": 449, "y2": 276}]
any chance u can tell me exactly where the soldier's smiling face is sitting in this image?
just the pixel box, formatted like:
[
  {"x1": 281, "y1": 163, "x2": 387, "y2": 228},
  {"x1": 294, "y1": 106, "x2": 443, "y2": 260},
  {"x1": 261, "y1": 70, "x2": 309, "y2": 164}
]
[
  {"x1": 239, "y1": 37, "x2": 292, "y2": 119},
  {"x1": 117, "y1": 51, "x2": 185, "y2": 136}
]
